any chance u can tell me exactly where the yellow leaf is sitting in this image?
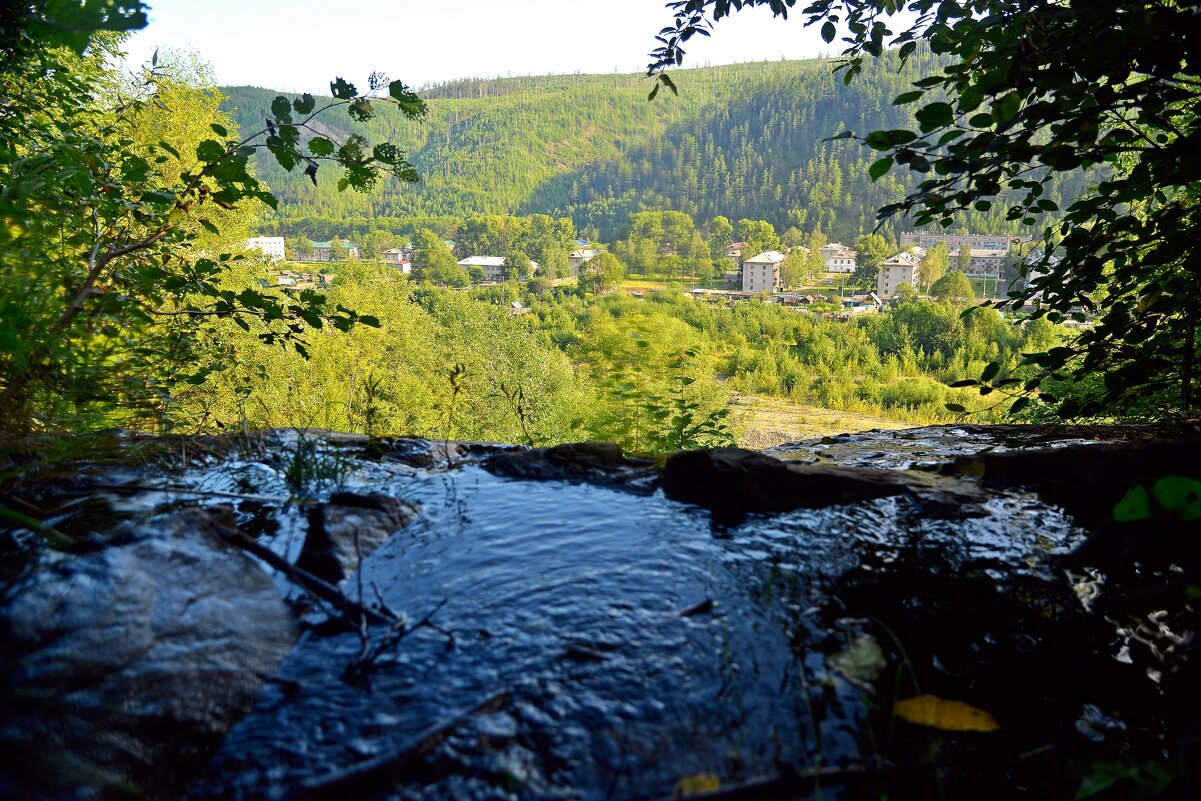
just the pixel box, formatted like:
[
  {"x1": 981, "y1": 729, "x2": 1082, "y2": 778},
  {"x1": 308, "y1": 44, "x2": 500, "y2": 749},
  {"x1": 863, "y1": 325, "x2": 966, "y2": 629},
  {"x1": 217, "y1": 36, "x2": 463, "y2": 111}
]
[
  {"x1": 673, "y1": 772, "x2": 721, "y2": 797},
  {"x1": 893, "y1": 694, "x2": 1000, "y2": 732}
]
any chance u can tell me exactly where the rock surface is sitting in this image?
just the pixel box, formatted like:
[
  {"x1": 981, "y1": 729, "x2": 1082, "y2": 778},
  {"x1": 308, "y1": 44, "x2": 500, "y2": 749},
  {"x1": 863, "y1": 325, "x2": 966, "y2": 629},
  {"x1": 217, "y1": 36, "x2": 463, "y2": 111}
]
[
  {"x1": 1, "y1": 426, "x2": 1199, "y2": 801},
  {"x1": 661, "y1": 446, "x2": 987, "y2": 520},
  {"x1": 483, "y1": 441, "x2": 655, "y2": 487},
  {"x1": 0, "y1": 508, "x2": 296, "y2": 801},
  {"x1": 298, "y1": 492, "x2": 419, "y2": 584}
]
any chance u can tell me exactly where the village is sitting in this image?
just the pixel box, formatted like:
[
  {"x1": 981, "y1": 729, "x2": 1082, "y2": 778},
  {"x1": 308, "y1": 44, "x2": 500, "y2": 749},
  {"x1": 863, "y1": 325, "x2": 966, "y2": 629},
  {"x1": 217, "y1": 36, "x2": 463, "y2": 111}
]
[{"x1": 245, "y1": 230, "x2": 1041, "y2": 319}]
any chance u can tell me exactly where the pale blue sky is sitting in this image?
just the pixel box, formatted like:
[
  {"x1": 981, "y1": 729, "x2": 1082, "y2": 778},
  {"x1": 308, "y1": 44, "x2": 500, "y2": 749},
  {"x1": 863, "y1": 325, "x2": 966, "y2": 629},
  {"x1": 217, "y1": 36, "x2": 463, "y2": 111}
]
[{"x1": 121, "y1": 0, "x2": 835, "y2": 91}]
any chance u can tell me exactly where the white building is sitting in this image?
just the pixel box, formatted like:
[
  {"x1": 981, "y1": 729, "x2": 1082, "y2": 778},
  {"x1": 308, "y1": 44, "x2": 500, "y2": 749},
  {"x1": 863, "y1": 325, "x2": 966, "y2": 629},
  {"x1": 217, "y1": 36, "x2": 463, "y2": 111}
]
[
  {"x1": 308, "y1": 240, "x2": 360, "y2": 261},
  {"x1": 1021, "y1": 248, "x2": 1062, "y2": 302},
  {"x1": 877, "y1": 249, "x2": 923, "y2": 299},
  {"x1": 245, "y1": 236, "x2": 285, "y2": 261},
  {"x1": 742, "y1": 250, "x2": 786, "y2": 294},
  {"x1": 820, "y1": 243, "x2": 857, "y2": 274},
  {"x1": 459, "y1": 255, "x2": 507, "y2": 281},
  {"x1": 458, "y1": 255, "x2": 538, "y2": 282},
  {"x1": 568, "y1": 248, "x2": 599, "y2": 276},
  {"x1": 382, "y1": 247, "x2": 412, "y2": 274}
]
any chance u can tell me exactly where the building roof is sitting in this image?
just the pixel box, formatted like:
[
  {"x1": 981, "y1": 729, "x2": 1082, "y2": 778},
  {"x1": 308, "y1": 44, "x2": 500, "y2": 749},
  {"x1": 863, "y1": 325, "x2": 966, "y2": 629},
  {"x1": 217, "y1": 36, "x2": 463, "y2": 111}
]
[
  {"x1": 310, "y1": 240, "x2": 357, "y2": 249},
  {"x1": 882, "y1": 250, "x2": 923, "y2": 268},
  {"x1": 744, "y1": 250, "x2": 786, "y2": 265},
  {"x1": 821, "y1": 242, "x2": 857, "y2": 255},
  {"x1": 458, "y1": 256, "x2": 507, "y2": 267},
  {"x1": 952, "y1": 248, "x2": 1009, "y2": 258}
]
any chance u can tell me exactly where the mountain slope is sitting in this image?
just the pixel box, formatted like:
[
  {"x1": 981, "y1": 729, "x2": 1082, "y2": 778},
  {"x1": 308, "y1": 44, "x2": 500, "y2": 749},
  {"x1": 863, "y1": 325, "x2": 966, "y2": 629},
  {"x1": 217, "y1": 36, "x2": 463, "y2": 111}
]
[{"x1": 221, "y1": 53, "x2": 1088, "y2": 242}]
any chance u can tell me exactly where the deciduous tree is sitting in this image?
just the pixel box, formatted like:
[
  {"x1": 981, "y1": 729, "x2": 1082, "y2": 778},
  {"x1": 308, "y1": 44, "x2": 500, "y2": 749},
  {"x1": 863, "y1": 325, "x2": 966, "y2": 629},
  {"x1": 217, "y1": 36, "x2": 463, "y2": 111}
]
[
  {"x1": 0, "y1": 5, "x2": 427, "y2": 430},
  {"x1": 930, "y1": 270, "x2": 974, "y2": 305},
  {"x1": 648, "y1": 0, "x2": 1201, "y2": 417}
]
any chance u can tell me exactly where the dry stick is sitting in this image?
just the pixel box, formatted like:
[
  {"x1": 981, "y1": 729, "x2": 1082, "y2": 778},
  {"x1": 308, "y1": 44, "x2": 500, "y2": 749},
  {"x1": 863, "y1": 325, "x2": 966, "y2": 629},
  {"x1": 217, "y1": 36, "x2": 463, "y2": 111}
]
[
  {"x1": 211, "y1": 522, "x2": 394, "y2": 626},
  {"x1": 294, "y1": 690, "x2": 511, "y2": 801}
]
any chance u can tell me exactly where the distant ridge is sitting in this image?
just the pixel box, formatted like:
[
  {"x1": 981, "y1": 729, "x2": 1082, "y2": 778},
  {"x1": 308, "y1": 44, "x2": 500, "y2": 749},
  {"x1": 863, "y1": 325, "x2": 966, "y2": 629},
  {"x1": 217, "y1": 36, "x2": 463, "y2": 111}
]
[{"x1": 220, "y1": 53, "x2": 1084, "y2": 241}]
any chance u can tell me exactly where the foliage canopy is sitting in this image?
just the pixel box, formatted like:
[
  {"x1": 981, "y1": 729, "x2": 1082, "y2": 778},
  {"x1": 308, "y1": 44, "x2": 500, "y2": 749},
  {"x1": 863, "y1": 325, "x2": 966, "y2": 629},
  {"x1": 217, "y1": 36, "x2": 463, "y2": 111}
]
[
  {"x1": 0, "y1": 6, "x2": 427, "y2": 430},
  {"x1": 649, "y1": 0, "x2": 1201, "y2": 418}
]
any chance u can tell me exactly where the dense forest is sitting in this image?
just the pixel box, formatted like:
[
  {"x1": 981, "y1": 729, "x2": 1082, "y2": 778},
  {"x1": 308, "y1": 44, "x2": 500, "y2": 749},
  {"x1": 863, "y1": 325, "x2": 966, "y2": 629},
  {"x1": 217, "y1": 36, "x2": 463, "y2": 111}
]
[
  {"x1": 162, "y1": 258, "x2": 1069, "y2": 455},
  {"x1": 221, "y1": 51, "x2": 1090, "y2": 244}
]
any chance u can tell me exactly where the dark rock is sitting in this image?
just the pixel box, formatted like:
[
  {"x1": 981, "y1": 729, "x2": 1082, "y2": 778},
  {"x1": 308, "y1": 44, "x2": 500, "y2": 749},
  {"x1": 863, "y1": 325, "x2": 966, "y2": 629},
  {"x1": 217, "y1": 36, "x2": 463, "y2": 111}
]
[
  {"x1": 0, "y1": 508, "x2": 296, "y2": 801},
  {"x1": 483, "y1": 442, "x2": 655, "y2": 486},
  {"x1": 297, "y1": 492, "x2": 419, "y2": 584},
  {"x1": 661, "y1": 447, "x2": 986, "y2": 519},
  {"x1": 374, "y1": 437, "x2": 511, "y2": 470},
  {"x1": 947, "y1": 436, "x2": 1201, "y2": 526}
]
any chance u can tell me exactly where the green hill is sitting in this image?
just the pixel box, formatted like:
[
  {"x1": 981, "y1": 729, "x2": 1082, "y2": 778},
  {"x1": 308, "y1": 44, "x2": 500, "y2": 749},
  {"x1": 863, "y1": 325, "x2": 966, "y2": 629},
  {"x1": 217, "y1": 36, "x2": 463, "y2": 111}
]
[{"x1": 221, "y1": 51, "x2": 1086, "y2": 242}]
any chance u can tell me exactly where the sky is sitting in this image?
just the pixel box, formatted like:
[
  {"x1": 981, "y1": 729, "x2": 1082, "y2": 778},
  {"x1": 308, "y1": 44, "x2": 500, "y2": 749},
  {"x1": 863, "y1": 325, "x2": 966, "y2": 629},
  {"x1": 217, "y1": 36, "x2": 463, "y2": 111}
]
[{"x1": 120, "y1": 0, "x2": 836, "y2": 92}]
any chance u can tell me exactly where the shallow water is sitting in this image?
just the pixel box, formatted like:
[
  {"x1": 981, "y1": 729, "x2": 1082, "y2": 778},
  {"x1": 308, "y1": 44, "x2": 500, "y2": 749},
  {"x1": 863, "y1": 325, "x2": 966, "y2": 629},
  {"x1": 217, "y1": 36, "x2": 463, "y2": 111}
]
[
  {"x1": 9, "y1": 428, "x2": 1143, "y2": 801},
  {"x1": 172, "y1": 436, "x2": 1082, "y2": 801}
]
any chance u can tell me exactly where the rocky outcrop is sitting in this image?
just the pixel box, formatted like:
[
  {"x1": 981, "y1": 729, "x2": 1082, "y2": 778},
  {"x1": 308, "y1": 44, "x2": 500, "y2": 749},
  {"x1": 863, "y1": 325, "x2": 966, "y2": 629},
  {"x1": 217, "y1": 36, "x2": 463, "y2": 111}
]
[
  {"x1": 2, "y1": 427, "x2": 1198, "y2": 801},
  {"x1": 298, "y1": 492, "x2": 419, "y2": 584},
  {"x1": 947, "y1": 435, "x2": 1201, "y2": 525},
  {"x1": 484, "y1": 441, "x2": 655, "y2": 487},
  {"x1": 661, "y1": 447, "x2": 987, "y2": 519},
  {"x1": 0, "y1": 508, "x2": 296, "y2": 801}
]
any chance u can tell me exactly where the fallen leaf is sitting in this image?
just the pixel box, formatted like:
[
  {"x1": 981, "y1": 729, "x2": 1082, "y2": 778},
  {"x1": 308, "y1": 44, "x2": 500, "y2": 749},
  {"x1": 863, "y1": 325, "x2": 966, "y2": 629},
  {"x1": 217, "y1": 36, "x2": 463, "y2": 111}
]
[
  {"x1": 673, "y1": 772, "x2": 721, "y2": 797},
  {"x1": 828, "y1": 634, "x2": 887, "y2": 684},
  {"x1": 893, "y1": 694, "x2": 1000, "y2": 732}
]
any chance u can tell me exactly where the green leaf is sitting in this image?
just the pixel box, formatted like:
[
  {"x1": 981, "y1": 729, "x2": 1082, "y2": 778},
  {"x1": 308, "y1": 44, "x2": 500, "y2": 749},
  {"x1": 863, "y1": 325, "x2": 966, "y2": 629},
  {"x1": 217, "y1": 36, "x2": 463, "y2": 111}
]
[
  {"x1": 330, "y1": 77, "x2": 356, "y2": 99},
  {"x1": 209, "y1": 123, "x2": 227, "y2": 137},
  {"x1": 992, "y1": 91, "x2": 1021, "y2": 125},
  {"x1": 199, "y1": 219, "x2": 220, "y2": 236},
  {"x1": 308, "y1": 137, "x2": 335, "y2": 157},
  {"x1": 980, "y1": 361, "x2": 1000, "y2": 382},
  {"x1": 195, "y1": 139, "x2": 225, "y2": 163},
  {"x1": 821, "y1": 21, "x2": 836, "y2": 42},
  {"x1": 893, "y1": 91, "x2": 923, "y2": 105},
  {"x1": 293, "y1": 93, "x2": 316, "y2": 114},
  {"x1": 270, "y1": 95, "x2": 292, "y2": 121},
  {"x1": 869, "y1": 157, "x2": 894, "y2": 181},
  {"x1": 915, "y1": 102, "x2": 955, "y2": 131},
  {"x1": 945, "y1": 403, "x2": 967, "y2": 413}
]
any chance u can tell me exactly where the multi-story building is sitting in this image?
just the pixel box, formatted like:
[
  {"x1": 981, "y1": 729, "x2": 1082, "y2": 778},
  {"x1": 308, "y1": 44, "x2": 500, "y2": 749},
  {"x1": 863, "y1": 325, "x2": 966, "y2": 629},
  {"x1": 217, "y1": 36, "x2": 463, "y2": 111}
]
[
  {"x1": 458, "y1": 255, "x2": 507, "y2": 281},
  {"x1": 742, "y1": 251, "x2": 785, "y2": 293},
  {"x1": 458, "y1": 255, "x2": 538, "y2": 281},
  {"x1": 820, "y1": 243, "x2": 857, "y2": 274},
  {"x1": 877, "y1": 249, "x2": 923, "y2": 299},
  {"x1": 308, "y1": 240, "x2": 360, "y2": 261},
  {"x1": 568, "y1": 249, "x2": 600, "y2": 276},
  {"x1": 951, "y1": 247, "x2": 1009, "y2": 277},
  {"x1": 899, "y1": 231, "x2": 1030, "y2": 252},
  {"x1": 245, "y1": 236, "x2": 285, "y2": 261}
]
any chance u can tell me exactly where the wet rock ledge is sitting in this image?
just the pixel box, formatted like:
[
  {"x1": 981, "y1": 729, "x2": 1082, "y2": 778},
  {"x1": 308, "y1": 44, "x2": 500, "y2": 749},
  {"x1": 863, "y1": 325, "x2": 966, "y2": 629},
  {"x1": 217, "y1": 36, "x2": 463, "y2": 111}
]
[{"x1": 0, "y1": 424, "x2": 1198, "y2": 801}]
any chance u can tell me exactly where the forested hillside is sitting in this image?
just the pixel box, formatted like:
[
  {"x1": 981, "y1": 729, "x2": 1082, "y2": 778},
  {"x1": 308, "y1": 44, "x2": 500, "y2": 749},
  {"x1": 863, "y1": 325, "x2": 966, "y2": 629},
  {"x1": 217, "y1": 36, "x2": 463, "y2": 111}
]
[{"x1": 221, "y1": 52, "x2": 1089, "y2": 243}]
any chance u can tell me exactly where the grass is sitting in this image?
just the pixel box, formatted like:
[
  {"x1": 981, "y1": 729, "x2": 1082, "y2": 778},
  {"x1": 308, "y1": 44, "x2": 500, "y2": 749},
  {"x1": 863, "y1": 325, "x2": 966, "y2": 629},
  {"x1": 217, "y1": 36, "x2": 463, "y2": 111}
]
[
  {"x1": 620, "y1": 278, "x2": 700, "y2": 292},
  {"x1": 732, "y1": 393, "x2": 913, "y2": 450}
]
